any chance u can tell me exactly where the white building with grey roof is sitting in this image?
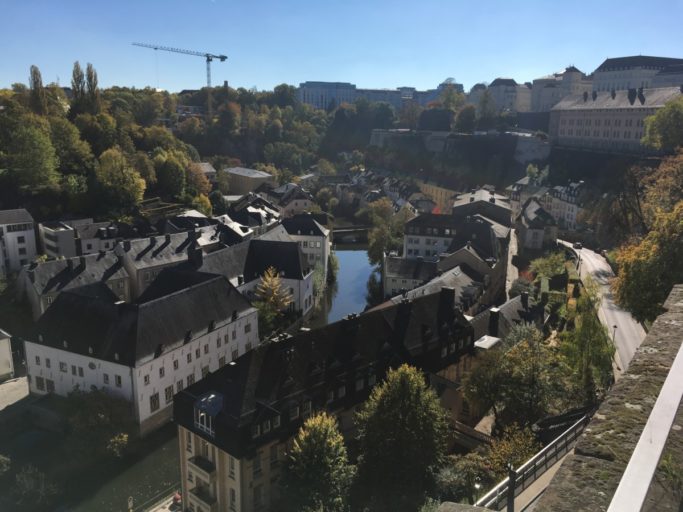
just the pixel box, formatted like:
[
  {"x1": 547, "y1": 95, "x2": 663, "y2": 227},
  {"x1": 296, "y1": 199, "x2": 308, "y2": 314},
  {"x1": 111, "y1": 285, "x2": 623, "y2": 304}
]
[
  {"x1": 225, "y1": 167, "x2": 275, "y2": 195},
  {"x1": 0, "y1": 209, "x2": 37, "y2": 278},
  {"x1": 24, "y1": 269, "x2": 259, "y2": 435},
  {"x1": 549, "y1": 86, "x2": 683, "y2": 154}
]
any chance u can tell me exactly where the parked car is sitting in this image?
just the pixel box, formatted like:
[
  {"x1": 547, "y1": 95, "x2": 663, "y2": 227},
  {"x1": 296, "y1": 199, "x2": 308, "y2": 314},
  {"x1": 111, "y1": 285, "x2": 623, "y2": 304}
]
[{"x1": 572, "y1": 242, "x2": 583, "y2": 249}]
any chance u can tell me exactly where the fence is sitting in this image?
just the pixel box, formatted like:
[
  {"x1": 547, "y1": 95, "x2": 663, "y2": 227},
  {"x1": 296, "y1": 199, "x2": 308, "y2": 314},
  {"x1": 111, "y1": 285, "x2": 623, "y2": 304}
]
[{"x1": 475, "y1": 415, "x2": 590, "y2": 511}]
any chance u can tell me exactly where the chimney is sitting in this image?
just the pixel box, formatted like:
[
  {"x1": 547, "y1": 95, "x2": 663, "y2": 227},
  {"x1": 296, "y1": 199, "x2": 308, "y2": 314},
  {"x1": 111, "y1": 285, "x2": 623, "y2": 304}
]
[
  {"x1": 521, "y1": 291, "x2": 529, "y2": 310},
  {"x1": 592, "y1": 91, "x2": 597, "y2": 101},
  {"x1": 123, "y1": 240, "x2": 131, "y2": 251},
  {"x1": 611, "y1": 89, "x2": 616, "y2": 99},
  {"x1": 79, "y1": 256, "x2": 86, "y2": 270},
  {"x1": 189, "y1": 246, "x2": 203, "y2": 267},
  {"x1": 165, "y1": 234, "x2": 171, "y2": 243},
  {"x1": 66, "y1": 259, "x2": 74, "y2": 271},
  {"x1": 583, "y1": 91, "x2": 588, "y2": 102},
  {"x1": 469, "y1": 196, "x2": 475, "y2": 203},
  {"x1": 489, "y1": 197, "x2": 495, "y2": 203},
  {"x1": 466, "y1": 240, "x2": 472, "y2": 249},
  {"x1": 149, "y1": 236, "x2": 156, "y2": 246},
  {"x1": 438, "y1": 286, "x2": 456, "y2": 315},
  {"x1": 627, "y1": 88, "x2": 637, "y2": 105},
  {"x1": 237, "y1": 275, "x2": 244, "y2": 286},
  {"x1": 488, "y1": 307, "x2": 500, "y2": 337},
  {"x1": 638, "y1": 87, "x2": 645, "y2": 105}
]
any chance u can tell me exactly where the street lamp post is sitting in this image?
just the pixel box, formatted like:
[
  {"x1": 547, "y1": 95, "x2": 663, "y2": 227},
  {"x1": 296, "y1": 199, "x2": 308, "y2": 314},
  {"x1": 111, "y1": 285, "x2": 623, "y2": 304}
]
[{"x1": 612, "y1": 324, "x2": 618, "y2": 343}]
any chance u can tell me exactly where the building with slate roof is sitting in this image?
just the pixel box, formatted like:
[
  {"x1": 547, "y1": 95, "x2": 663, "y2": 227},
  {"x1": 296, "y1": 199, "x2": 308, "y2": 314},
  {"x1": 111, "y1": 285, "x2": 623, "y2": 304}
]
[
  {"x1": 549, "y1": 86, "x2": 683, "y2": 154},
  {"x1": 451, "y1": 189, "x2": 512, "y2": 227},
  {"x1": 226, "y1": 193, "x2": 281, "y2": 237},
  {"x1": 24, "y1": 269, "x2": 259, "y2": 434},
  {"x1": 226, "y1": 167, "x2": 275, "y2": 195},
  {"x1": 19, "y1": 251, "x2": 130, "y2": 320},
  {"x1": 38, "y1": 218, "x2": 119, "y2": 259},
  {"x1": 652, "y1": 63, "x2": 683, "y2": 88},
  {"x1": 488, "y1": 78, "x2": 532, "y2": 113},
  {"x1": 0, "y1": 209, "x2": 37, "y2": 278},
  {"x1": 174, "y1": 286, "x2": 475, "y2": 512},
  {"x1": 592, "y1": 55, "x2": 683, "y2": 92},
  {"x1": 515, "y1": 198, "x2": 558, "y2": 250},
  {"x1": 531, "y1": 66, "x2": 593, "y2": 113},
  {"x1": 282, "y1": 214, "x2": 331, "y2": 277},
  {"x1": 383, "y1": 256, "x2": 438, "y2": 298},
  {"x1": 256, "y1": 183, "x2": 317, "y2": 217}
]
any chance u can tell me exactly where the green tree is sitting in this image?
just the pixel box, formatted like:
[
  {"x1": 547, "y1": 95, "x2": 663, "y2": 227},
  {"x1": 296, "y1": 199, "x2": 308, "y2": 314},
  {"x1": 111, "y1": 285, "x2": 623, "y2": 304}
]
[
  {"x1": 439, "y1": 84, "x2": 465, "y2": 113},
  {"x1": 436, "y1": 453, "x2": 495, "y2": 504},
  {"x1": 14, "y1": 465, "x2": 58, "y2": 506},
  {"x1": 561, "y1": 282, "x2": 614, "y2": 404},
  {"x1": 642, "y1": 96, "x2": 683, "y2": 152},
  {"x1": 85, "y1": 62, "x2": 102, "y2": 114},
  {"x1": 28, "y1": 65, "x2": 48, "y2": 115},
  {"x1": 487, "y1": 424, "x2": 539, "y2": 478},
  {"x1": 6, "y1": 124, "x2": 59, "y2": 189},
  {"x1": 256, "y1": 266, "x2": 294, "y2": 311},
  {"x1": 316, "y1": 158, "x2": 337, "y2": 176},
  {"x1": 613, "y1": 201, "x2": 683, "y2": 322},
  {"x1": 49, "y1": 116, "x2": 95, "y2": 175},
  {"x1": 191, "y1": 194, "x2": 212, "y2": 216},
  {"x1": 70, "y1": 61, "x2": 86, "y2": 117},
  {"x1": 94, "y1": 147, "x2": 145, "y2": 212},
  {"x1": 463, "y1": 349, "x2": 506, "y2": 422},
  {"x1": 509, "y1": 277, "x2": 532, "y2": 298},
  {"x1": 74, "y1": 112, "x2": 117, "y2": 156},
  {"x1": 187, "y1": 162, "x2": 211, "y2": 197},
  {"x1": 530, "y1": 251, "x2": 566, "y2": 280},
  {"x1": 281, "y1": 412, "x2": 354, "y2": 512},
  {"x1": 355, "y1": 364, "x2": 450, "y2": 511},
  {"x1": 454, "y1": 104, "x2": 476, "y2": 133},
  {"x1": 155, "y1": 153, "x2": 186, "y2": 198}
]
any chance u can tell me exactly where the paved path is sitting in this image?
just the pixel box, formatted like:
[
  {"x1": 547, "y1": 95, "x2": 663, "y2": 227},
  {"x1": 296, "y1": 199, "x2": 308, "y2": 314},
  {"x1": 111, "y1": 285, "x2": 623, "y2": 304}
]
[
  {"x1": 0, "y1": 376, "x2": 28, "y2": 412},
  {"x1": 559, "y1": 241, "x2": 646, "y2": 371},
  {"x1": 516, "y1": 453, "x2": 569, "y2": 511}
]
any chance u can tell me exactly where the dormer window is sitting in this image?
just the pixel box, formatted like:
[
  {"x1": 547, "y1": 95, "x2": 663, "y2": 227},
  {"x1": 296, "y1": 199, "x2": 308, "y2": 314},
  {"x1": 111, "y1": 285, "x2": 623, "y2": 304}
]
[
  {"x1": 194, "y1": 392, "x2": 223, "y2": 437},
  {"x1": 251, "y1": 424, "x2": 261, "y2": 439},
  {"x1": 302, "y1": 401, "x2": 312, "y2": 417},
  {"x1": 290, "y1": 405, "x2": 300, "y2": 420}
]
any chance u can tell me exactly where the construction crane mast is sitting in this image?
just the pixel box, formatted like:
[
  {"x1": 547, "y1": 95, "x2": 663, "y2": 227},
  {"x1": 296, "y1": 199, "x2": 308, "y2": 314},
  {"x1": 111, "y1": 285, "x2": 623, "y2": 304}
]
[{"x1": 132, "y1": 42, "x2": 227, "y2": 120}]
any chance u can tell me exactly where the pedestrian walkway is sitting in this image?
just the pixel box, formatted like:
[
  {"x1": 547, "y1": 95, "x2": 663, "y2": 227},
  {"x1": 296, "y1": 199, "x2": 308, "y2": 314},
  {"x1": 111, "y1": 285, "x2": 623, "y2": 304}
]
[
  {"x1": 516, "y1": 453, "x2": 569, "y2": 511},
  {"x1": 505, "y1": 228, "x2": 519, "y2": 299}
]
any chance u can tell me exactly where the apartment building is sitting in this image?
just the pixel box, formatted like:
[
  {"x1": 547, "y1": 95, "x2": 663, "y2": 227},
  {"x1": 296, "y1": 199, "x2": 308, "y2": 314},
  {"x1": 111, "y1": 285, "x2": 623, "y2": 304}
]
[
  {"x1": 0, "y1": 209, "x2": 37, "y2": 278},
  {"x1": 487, "y1": 78, "x2": 532, "y2": 113},
  {"x1": 24, "y1": 270, "x2": 259, "y2": 434},
  {"x1": 531, "y1": 66, "x2": 593, "y2": 113},
  {"x1": 225, "y1": 168, "x2": 275, "y2": 195},
  {"x1": 38, "y1": 218, "x2": 118, "y2": 259},
  {"x1": 0, "y1": 328, "x2": 14, "y2": 382},
  {"x1": 549, "y1": 86, "x2": 683, "y2": 154},
  {"x1": 451, "y1": 189, "x2": 512, "y2": 227},
  {"x1": 174, "y1": 287, "x2": 475, "y2": 512},
  {"x1": 515, "y1": 198, "x2": 558, "y2": 250},
  {"x1": 282, "y1": 214, "x2": 331, "y2": 277}
]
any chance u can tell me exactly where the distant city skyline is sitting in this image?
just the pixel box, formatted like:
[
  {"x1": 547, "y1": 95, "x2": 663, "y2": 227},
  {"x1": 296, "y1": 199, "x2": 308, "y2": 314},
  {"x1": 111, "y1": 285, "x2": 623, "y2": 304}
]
[{"x1": 2, "y1": 0, "x2": 682, "y2": 93}]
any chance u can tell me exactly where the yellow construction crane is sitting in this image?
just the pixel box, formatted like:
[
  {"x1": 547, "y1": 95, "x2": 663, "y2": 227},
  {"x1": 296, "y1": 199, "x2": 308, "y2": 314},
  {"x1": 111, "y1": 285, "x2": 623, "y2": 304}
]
[{"x1": 132, "y1": 42, "x2": 227, "y2": 120}]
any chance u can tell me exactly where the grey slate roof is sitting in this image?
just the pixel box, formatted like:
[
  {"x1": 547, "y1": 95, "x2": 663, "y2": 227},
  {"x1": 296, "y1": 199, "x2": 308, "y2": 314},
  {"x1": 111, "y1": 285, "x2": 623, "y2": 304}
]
[
  {"x1": 25, "y1": 252, "x2": 128, "y2": 295},
  {"x1": 518, "y1": 198, "x2": 556, "y2": 229},
  {"x1": 389, "y1": 265, "x2": 479, "y2": 304},
  {"x1": 595, "y1": 56, "x2": 683, "y2": 72},
  {"x1": 552, "y1": 86, "x2": 682, "y2": 111},
  {"x1": 0, "y1": 209, "x2": 34, "y2": 225},
  {"x1": 490, "y1": 78, "x2": 518, "y2": 87},
  {"x1": 469, "y1": 294, "x2": 539, "y2": 341},
  {"x1": 226, "y1": 167, "x2": 273, "y2": 179},
  {"x1": 117, "y1": 232, "x2": 198, "y2": 270},
  {"x1": 282, "y1": 215, "x2": 329, "y2": 238},
  {"x1": 33, "y1": 271, "x2": 254, "y2": 367}
]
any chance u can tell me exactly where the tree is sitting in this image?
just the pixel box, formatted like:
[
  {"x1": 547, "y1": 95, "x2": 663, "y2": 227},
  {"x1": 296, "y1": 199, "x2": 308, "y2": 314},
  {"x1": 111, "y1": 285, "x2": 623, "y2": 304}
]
[
  {"x1": 6, "y1": 124, "x2": 60, "y2": 189},
  {"x1": 509, "y1": 277, "x2": 532, "y2": 298},
  {"x1": 454, "y1": 104, "x2": 476, "y2": 134},
  {"x1": 503, "y1": 322, "x2": 543, "y2": 350},
  {"x1": 14, "y1": 465, "x2": 57, "y2": 506},
  {"x1": 439, "y1": 85, "x2": 465, "y2": 113},
  {"x1": 316, "y1": 158, "x2": 337, "y2": 176},
  {"x1": 530, "y1": 252, "x2": 566, "y2": 280},
  {"x1": 487, "y1": 424, "x2": 539, "y2": 478},
  {"x1": 70, "y1": 61, "x2": 86, "y2": 117},
  {"x1": 209, "y1": 190, "x2": 228, "y2": 215},
  {"x1": 255, "y1": 266, "x2": 294, "y2": 311},
  {"x1": 355, "y1": 364, "x2": 450, "y2": 511},
  {"x1": 436, "y1": 453, "x2": 495, "y2": 504},
  {"x1": 613, "y1": 201, "x2": 683, "y2": 322},
  {"x1": 187, "y1": 162, "x2": 211, "y2": 196},
  {"x1": 0, "y1": 454, "x2": 10, "y2": 476},
  {"x1": 216, "y1": 169, "x2": 231, "y2": 194},
  {"x1": 49, "y1": 116, "x2": 95, "y2": 175},
  {"x1": 94, "y1": 147, "x2": 145, "y2": 212},
  {"x1": 281, "y1": 412, "x2": 354, "y2": 512},
  {"x1": 463, "y1": 349, "x2": 506, "y2": 422},
  {"x1": 191, "y1": 194, "x2": 212, "y2": 216},
  {"x1": 28, "y1": 65, "x2": 48, "y2": 115},
  {"x1": 155, "y1": 153, "x2": 186, "y2": 198},
  {"x1": 561, "y1": 282, "x2": 614, "y2": 404},
  {"x1": 85, "y1": 63, "x2": 102, "y2": 114},
  {"x1": 642, "y1": 96, "x2": 683, "y2": 152}
]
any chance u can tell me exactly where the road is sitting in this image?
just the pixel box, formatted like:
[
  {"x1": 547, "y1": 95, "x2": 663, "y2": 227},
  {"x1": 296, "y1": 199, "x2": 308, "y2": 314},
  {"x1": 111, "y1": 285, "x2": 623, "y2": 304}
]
[{"x1": 559, "y1": 241, "x2": 646, "y2": 372}]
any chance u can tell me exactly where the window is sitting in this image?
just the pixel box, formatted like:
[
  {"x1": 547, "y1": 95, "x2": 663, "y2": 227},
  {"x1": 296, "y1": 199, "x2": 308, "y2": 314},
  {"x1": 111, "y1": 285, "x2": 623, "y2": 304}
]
[
  {"x1": 201, "y1": 366, "x2": 209, "y2": 378},
  {"x1": 115, "y1": 375, "x2": 122, "y2": 387},
  {"x1": 290, "y1": 405, "x2": 300, "y2": 420},
  {"x1": 327, "y1": 390, "x2": 334, "y2": 403},
  {"x1": 159, "y1": 367, "x2": 165, "y2": 378},
  {"x1": 187, "y1": 471, "x2": 193, "y2": 483},
  {"x1": 338, "y1": 385, "x2": 346, "y2": 398},
  {"x1": 144, "y1": 375, "x2": 150, "y2": 385},
  {"x1": 59, "y1": 362, "x2": 67, "y2": 373},
  {"x1": 176, "y1": 380, "x2": 184, "y2": 393},
  {"x1": 229, "y1": 456, "x2": 235, "y2": 479},
  {"x1": 244, "y1": 323, "x2": 251, "y2": 334},
  {"x1": 150, "y1": 393, "x2": 160, "y2": 412},
  {"x1": 302, "y1": 401, "x2": 312, "y2": 417},
  {"x1": 216, "y1": 337, "x2": 221, "y2": 348},
  {"x1": 204, "y1": 344, "x2": 209, "y2": 355},
  {"x1": 36, "y1": 376, "x2": 45, "y2": 391},
  {"x1": 35, "y1": 355, "x2": 40, "y2": 366},
  {"x1": 46, "y1": 379, "x2": 55, "y2": 393},
  {"x1": 232, "y1": 349, "x2": 239, "y2": 360},
  {"x1": 70, "y1": 364, "x2": 77, "y2": 375},
  {"x1": 356, "y1": 378, "x2": 364, "y2": 391},
  {"x1": 253, "y1": 452, "x2": 262, "y2": 477},
  {"x1": 102, "y1": 373, "x2": 109, "y2": 385},
  {"x1": 195, "y1": 348, "x2": 200, "y2": 359},
  {"x1": 165, "y1": 385, "x2": 174, "y2": 405},
  {"x1": 252, "y1": 424, "x2": 261, "y2": 438},
  {"x1": 187, "y1": 374, "x2": 195, "y2": 386},
  {"x1": 219, "y1": 356, "x2": 226, "y2": 367},
  {"x1": 273, "y1": 415, "x2": 281, "y2": 428},
  {"x1": 78, "y1": 366, "x2": 84, "y2": 377},
  {"x1": 245, "y1": 342, "x2": 252, "y2": 351},
  {"x1": 232, "y1": 330, "x2": 236, "y2": 340},
  {"x1": 173, "y1": 360, "x2": 179, "y2": 370},
  {"x1": 368, "y1": 374, "x2": 376, "y2": 387},
  {"x1": 17, "y1": 236, "x2": 25, "y2": 244},
  {"x1": 230, "y1": 488, "x2": 236, "y2": 509},
  {"x1": 18, "y1": 247, "x2": 26, "y2": 255}
]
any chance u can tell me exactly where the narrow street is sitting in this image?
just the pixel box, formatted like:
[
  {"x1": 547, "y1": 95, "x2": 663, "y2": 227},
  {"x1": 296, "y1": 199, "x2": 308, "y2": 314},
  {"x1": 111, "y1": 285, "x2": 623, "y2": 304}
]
[{"x1": 559, "y1": 241, "x2": 646, "y2": 371}]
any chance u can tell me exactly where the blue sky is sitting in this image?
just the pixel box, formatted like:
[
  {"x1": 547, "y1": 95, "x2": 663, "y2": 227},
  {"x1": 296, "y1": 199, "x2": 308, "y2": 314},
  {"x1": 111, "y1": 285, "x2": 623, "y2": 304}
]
[{"x1": 3, "y1": 0, "x2": 682, "y2": 93}]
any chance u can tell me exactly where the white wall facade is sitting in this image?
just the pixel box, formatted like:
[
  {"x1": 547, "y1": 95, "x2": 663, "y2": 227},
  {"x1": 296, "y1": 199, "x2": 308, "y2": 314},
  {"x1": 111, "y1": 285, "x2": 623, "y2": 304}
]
[
  {"x1": 287, "y1": 234, "x2": 330, "y2": 276},
  {"x1": 593, "y1": 68, "x2": 662, "y2": 92},
  {"x1": 238, "y1": 273, "x2": 314, "y2": 316},
  {"x1": 0, "y1": 332, "x2": 14, "y2": 382},
  {"x1": 403, "y1": 234, "x2": 453, "y2": 260},
  {"x1": 0, "y1": 222, "x2": 36, "y2": 277}
]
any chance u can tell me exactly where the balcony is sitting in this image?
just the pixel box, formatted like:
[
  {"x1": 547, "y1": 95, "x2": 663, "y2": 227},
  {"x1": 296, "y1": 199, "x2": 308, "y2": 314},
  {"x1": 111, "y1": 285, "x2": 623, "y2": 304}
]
[
  {"x1": 188, "y1": 485, "x2": 217, "y2": 512},
  {"x1": 188, "y1": 455, "x2": 216, "y2": 483}
]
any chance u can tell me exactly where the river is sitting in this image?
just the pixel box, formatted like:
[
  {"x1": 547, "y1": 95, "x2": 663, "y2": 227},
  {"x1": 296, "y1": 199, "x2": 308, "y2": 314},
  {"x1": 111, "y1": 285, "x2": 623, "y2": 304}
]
[{"x1": 65, "y1": 248, "x2": 375, "y2": 512}]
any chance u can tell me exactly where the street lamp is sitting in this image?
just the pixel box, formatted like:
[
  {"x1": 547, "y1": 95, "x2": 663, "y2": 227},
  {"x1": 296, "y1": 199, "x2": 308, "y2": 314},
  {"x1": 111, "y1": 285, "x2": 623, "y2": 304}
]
[{"x1": 612, "y1": 324, "x2": 618, "y2": 343}]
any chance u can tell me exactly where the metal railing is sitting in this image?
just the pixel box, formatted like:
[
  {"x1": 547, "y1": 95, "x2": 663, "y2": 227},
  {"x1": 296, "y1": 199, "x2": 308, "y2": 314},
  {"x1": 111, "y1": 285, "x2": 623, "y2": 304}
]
[{"x1": 475, "y1": 415, "x2": 590, "y2": 511}]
